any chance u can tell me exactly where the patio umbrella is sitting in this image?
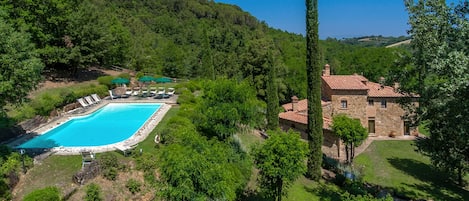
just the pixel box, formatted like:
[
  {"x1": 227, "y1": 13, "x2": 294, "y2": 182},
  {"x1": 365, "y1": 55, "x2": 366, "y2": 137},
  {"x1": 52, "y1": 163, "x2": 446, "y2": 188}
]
[
  {"x1": 138, "y1": 76, "x2": 154, "y2": 83},
  {"x1": 111, "y1": 77, "x2": 130, "y2": 85},
  {"x1": 154, "y1": 77, "x2": 172, "y2": 83}
]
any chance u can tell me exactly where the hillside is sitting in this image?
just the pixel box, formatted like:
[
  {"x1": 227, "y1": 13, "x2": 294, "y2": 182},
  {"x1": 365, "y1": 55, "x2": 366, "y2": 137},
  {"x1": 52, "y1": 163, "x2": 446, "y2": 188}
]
[
  {"x1": 0, "y1": 0, "x2": 409, "y2": 102},
  {"x1": 339, "y1": 35, "x2": 411, "y2": 47}
]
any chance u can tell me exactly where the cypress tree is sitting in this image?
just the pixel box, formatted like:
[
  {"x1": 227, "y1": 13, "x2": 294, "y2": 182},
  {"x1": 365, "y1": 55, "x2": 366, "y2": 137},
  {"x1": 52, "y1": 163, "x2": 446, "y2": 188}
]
[
  {"x1": 266, "y1": 51, "x2": 279, "y2": 131},
  {"x1": 305, "y1": 0, "x2": 323, "y2": 180}
]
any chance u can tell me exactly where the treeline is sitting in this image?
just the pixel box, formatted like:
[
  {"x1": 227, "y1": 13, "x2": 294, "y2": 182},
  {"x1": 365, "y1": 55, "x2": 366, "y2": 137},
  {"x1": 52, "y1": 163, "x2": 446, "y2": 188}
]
[{"x1": 0, "y1": 0, "x2": 408, "y2": 102}]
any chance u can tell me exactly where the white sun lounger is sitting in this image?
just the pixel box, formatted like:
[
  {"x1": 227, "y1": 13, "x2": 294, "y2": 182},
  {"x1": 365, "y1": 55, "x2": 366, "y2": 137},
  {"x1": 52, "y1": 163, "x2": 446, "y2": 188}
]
[
  {"x1": 108, "y1": 90, "x2": 120, "y2": 99},
  {"x1": 91, "y1": 94, "x2": 101, "y2": 103},
  {"x1": 77, "y1": 98, "x2": 89, "y2": 108},
  {"x1": 84, "y1": 96, "x2": 96, "y2": 105},
  {"x1": 150, "y1": 87, "x2": 157, "y2": 95},
  {"x1": 114, "y1": 144, "x2": 137, "y2": 156},
  {"x1": 157, "y1": 87, "x2": 165, "y2": 95},
  {"x1": 125, "y1": 88, "x2": 133, "y2": 96},
  {"x1": 167, "y1": 88, "x2": 175, "y2": 96}
]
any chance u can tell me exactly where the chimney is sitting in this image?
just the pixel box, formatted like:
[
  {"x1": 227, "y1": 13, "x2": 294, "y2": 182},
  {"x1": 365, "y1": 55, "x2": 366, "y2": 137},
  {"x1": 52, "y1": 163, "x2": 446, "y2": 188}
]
[
  {"x1": 291, "y1": 96, "x2": 299, "y2": 111},
  {"x1": 379, "y1": 77, "x2": 385, "y2": 88},
  {"x1": 323, "y1": 64, "x2": 330, "y2": 76},
  {"x1": 393, "y1": 82, "x2": 400, "y2": 92}
]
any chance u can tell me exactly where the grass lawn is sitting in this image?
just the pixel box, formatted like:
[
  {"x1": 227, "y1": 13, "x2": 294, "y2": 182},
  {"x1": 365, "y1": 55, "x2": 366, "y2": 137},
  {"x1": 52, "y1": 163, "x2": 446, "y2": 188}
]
[
  {"x1": 236, "y1": 130, "x2": 337, "y2": 201},
  {"x1": 13, "y1": 155, "x2": 82, "y2": 199},
  {"x1": 354, "y1": 140, "x2": 469, "y2": 201},
  {"x1": 136, "y1": 105, "x2": 180, "y2": 155}
]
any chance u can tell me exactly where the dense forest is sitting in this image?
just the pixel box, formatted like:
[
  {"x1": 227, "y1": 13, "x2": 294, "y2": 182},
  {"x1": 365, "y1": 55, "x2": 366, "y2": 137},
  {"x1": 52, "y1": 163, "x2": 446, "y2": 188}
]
[{"x1": 0, "y1": 0, "x2": 409, "y2": 103}]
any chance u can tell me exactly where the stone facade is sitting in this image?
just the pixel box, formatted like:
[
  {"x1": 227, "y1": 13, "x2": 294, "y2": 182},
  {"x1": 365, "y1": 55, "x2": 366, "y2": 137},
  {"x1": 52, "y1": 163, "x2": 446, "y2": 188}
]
[{"x1": 279, "y1": 64, "x2": 419, "y2": 161}]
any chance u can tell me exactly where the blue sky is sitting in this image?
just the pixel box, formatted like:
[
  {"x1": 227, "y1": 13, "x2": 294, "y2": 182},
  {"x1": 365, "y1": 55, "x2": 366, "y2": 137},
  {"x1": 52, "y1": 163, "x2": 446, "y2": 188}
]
[{"x1": 213, "y1": 0, "x2": 412, "y2": 39}]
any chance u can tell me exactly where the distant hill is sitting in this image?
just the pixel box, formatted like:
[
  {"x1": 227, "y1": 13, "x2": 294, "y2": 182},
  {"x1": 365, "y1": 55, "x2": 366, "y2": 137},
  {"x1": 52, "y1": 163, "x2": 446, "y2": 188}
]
[
  {"x1": 385, "y1": 39, "x2": 412, "y2": 48},
  {"x1": 339, "y1": 35, "x2": 411, "y2": 47}
]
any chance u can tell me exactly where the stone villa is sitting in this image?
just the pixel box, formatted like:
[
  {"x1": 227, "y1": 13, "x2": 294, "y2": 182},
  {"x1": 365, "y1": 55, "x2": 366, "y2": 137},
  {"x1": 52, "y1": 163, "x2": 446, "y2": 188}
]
[{"x1": 279, "y1": 64, "x2": 418, "y2": 159}]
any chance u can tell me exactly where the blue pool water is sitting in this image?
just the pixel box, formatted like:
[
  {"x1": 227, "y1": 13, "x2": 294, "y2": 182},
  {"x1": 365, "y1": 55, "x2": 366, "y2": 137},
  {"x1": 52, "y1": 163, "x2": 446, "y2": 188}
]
[{"x1": 18, "y1": 103, "x2": 161, "y2": 148}]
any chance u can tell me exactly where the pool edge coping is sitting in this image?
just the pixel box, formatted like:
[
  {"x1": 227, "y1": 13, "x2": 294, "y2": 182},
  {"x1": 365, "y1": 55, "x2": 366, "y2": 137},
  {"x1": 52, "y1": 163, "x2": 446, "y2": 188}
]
[{"x1": 50, "y1": 102, "x2": 171, "y2": 155}]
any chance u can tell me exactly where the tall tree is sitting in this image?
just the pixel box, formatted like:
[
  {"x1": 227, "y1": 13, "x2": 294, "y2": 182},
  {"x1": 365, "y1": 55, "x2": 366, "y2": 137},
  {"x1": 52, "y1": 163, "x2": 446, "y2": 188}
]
[
  {"x1": 305, "y1": 0, "x2": 323, "y2": 180},
  {"x1": 194, "y1": 78, "x2": 263, "y2": 140},
  {"x1": 331, "y1": 114, "x2": 368, "y2": 164},
  {"x1": 253, "y1": 130, "x2": 308, "y2": 201},
  {"x1": 400, "y1": 0, "x2": 469, "y2": 186},
  {"x1": 0, "y1": 15, "x2": 44, "y2": 117},
  {"x1": 266, "y1": 51, "x2": 279, "y2": 130}
]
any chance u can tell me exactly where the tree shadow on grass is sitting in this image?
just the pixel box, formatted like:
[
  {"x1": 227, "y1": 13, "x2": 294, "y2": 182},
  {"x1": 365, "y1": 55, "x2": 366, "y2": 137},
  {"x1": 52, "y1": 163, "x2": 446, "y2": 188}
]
[
  {"x1": 304, "y1": 183, "x2": 341, "y2": 201},
  {"x1": 387, "y1": 157, "x2": 469, "y2": 201}
]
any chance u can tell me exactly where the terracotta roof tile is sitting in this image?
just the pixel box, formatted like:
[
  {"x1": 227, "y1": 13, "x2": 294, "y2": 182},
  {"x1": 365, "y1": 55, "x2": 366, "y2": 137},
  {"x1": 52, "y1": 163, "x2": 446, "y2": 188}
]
[
  {"x1": 282, "y1": 99, "x2": 330, "y2": 112},
  {"x1": 322, "y1": 75, "x2": 369, "y2": 90},
  {"x1": 367, "y1": 82, "x2": 405, "y2": 97},
  {"x1": 279, "y1": 111, "x2": 332, "y2": 129}
]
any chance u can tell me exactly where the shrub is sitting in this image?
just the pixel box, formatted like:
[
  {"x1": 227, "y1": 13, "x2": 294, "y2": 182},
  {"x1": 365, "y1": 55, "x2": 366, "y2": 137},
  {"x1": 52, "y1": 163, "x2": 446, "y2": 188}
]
[
  {"x1": 135, "y1": 153, "x2": 157, "y2": 172},
  {"x1": 176, "y1": 88, "x2": 196, "y2": 105},
  {"x1": 23, "y1": 186, "x2": 60, "y2": 201},
  {"x1": 102, "y1": 167, "x2": 118, "y2": 181},
  {"x1": 84, "y1": 183, "x2": 102, "y2": 201},
  {"x1": 99, "y1": 153, "x2": 119, "y2": 181},
  {"x1": 117, "y1": 73, "x2": 131, "y2": 80},
  {"x1": 97, "y1": 75, "x2": 114, "y2": 89},
  {"x1": 98, "y1": 153, "x2": 118, "y2": 169},
  {"x1": 125, "y1": 179, "x2": 141, "y2": 194}
]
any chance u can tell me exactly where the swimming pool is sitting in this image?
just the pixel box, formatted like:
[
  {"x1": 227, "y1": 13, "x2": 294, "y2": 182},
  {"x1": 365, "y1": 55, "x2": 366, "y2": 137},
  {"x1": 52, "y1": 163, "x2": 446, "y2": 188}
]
[{"x1": 18, "y1": 103, "x2": 162, "y2": 149}]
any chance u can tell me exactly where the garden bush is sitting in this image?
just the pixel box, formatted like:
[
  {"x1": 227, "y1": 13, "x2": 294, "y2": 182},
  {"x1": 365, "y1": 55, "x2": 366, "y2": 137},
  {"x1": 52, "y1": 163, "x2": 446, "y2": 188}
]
[
  {"x1": 102, "y1": 167, "x2": 118, "y2": 181},
  {"x1": 125, "y1": 179, "x2": 141, "y2": 194},
  {"x1": 8, "y1": 83, "x2": 108, "y2": 122},
  {"x1": 84, "y1": 183, "x2": 102, "y2": 201},
  {"x1": 23, "y1": 186, "x2": 60, "y2": 201},
  {"x1": 117, "y1": 73, "x2": 131, "y2": 80},
  {"x1": 97, "y1": 75, "x2": 114, "y2": 89},
  {"x1": 98, "y1": 153, "x2": 118, "y2": 169},
  {"x1": 98, "y1": 153, "x2": 120, "y2": 180},
  {"x1": 176, "y1": 88, "x2": 196, "y2": 105}
]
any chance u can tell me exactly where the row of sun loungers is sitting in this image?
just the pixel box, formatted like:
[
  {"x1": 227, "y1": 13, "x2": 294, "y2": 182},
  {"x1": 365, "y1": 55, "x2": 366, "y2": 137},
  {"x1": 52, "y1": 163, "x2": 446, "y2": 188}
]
[
  {"x1": 77, "y1": 94, "x2": 102, "y2": 108},
  {"x1": 110, "y1": 87, "x2": 175, "y2": 99}
]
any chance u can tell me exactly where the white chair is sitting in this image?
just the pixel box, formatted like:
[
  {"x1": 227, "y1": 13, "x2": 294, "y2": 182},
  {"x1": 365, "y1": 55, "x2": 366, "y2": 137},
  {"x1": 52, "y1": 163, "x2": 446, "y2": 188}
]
[
  {"x1": 77, "y1": 98, "x2": 89, "y2": 108},
  {"x1": 91, "y1": 94, "x2": 101, "y2": 103},
  {"x1": 108, "y1": 90, "x2": 120, "y2": 99},
  {"x1": 167, "y1": 88, "x2": 175, "y2": 96},
  {"x1": 150, "y1": 87, "x2": 157, "y2": 95},
  {"x1": 125, "y1": 88, "x2": 133, "y2": 96},
  {"x1": 157, "y1": 87, "x2": 165, "y2": 95},
  {"x1": 84, "y1": 96, "x2": 96, "y2": 105},
  {"x1": 132, "y1": 87, "x2": 140, "y2": 96},
  {"x1": 141, "y1": 87, "x2": 149, "y2": 96}
]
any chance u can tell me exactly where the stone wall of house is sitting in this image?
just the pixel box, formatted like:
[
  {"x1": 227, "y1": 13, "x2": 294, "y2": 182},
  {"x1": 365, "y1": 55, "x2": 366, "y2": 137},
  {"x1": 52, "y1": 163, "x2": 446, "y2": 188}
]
[
  {"x1": 330, "y1": 90, "x2": 368, "y2": 126},
  {"x1": 367, "y1": 97, "x2": 418, "y2": 137},
  {"x1": 279, "y1": 119, "x2": 344, "y2": 161},
  {"x1": 322, "y1": 102, "x2": 332, "y2": 119}
]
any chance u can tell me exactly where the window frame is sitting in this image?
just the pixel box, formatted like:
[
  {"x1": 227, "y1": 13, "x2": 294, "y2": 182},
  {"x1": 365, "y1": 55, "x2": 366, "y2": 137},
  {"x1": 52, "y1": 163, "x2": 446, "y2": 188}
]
[
  {"x1": 340, "y1": 99, "x2": 348, "y2": 109},
  {"x1": 380, "y1": 99, "x2": 387, "y2": 108}
]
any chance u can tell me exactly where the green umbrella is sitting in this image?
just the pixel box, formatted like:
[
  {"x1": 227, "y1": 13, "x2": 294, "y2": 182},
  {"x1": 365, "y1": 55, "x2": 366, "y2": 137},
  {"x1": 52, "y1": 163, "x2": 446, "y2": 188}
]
[
  {"x1": 154, "y1": 77, "x2": 172, "y2": 83},
  {"x1": 111, "y1": 77, "x2": 130, "y2": 85},
  {"x1": 138, "y1": 76, "x2": 154, "y2": 83}
]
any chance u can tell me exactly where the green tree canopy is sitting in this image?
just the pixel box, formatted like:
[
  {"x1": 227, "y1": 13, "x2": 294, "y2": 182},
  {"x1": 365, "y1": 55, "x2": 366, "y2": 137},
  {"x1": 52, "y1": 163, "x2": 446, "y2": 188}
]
[
  {"x1": 194, "y1": 78, "x2": 264, "y2": 140},
  {"x1": 253, "y1": 129, "x2": 308, "y2": 201},
  {"x1": 158, "y1": 117, "x2": 250, "y2": 201},
  {"x1": 332, "y1": 114, "x2": 368, "y2": 163},
  {"x1": 400, "y1": 0, "x2": 469, "y2": 186},
  {"x1": 0, "y1": 14, "x2": 44, "y2": 116}
]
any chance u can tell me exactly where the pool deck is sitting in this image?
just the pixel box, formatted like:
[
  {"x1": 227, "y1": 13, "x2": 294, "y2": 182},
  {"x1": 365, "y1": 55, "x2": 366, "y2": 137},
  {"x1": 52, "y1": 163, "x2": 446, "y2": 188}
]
[{"x1": 8, "y1": 95, "x2": 177, "y2": 155}]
